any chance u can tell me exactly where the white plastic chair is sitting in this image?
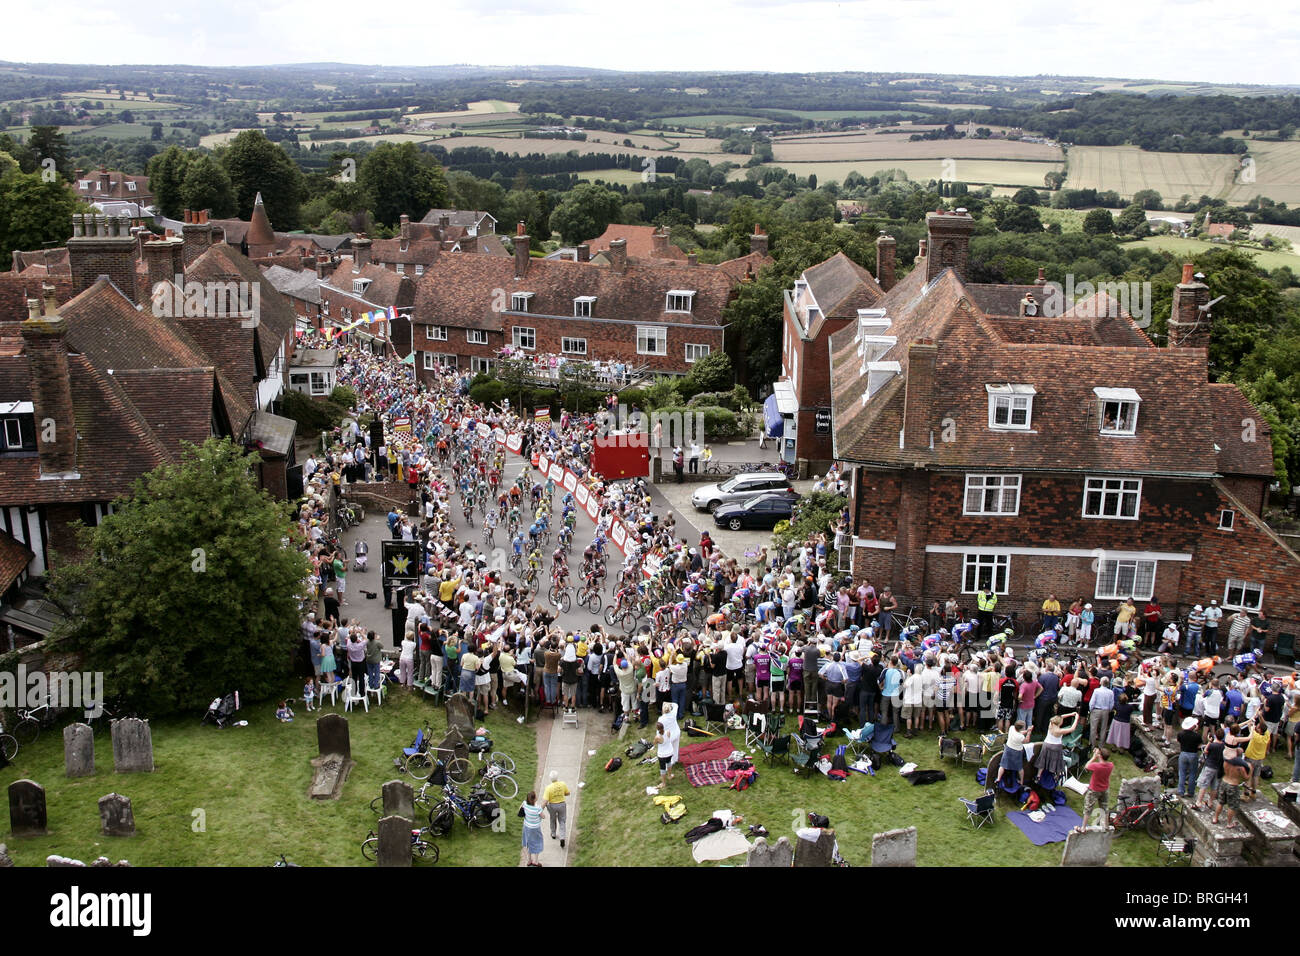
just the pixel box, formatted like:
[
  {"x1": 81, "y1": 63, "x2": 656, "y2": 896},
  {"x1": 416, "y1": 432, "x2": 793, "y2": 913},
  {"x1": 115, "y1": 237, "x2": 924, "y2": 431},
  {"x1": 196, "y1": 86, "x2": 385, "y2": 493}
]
[
  {"x1": 344, "y1": 678, "x2": 369, "y2": 713},
  {"x1": 367, "y1": 673, "x2": 385, "y2": 708},
  {"x1": 318, "y1": 679, "x2": 342, "y2": 708}
]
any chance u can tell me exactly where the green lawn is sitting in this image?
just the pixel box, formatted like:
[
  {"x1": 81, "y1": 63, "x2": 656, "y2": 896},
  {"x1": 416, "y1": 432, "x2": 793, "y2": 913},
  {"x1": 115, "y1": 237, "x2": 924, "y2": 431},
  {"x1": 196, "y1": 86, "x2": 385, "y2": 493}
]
[
  {"x1": 0, "y1": 687, "x2": 537, "y2": 867},
  {"x1": 1133, "y1": 235, "x2": 1300, "y2": 272},
  {"x1": 574, "y1": 721, "x2": 1297, "y2": 867}
]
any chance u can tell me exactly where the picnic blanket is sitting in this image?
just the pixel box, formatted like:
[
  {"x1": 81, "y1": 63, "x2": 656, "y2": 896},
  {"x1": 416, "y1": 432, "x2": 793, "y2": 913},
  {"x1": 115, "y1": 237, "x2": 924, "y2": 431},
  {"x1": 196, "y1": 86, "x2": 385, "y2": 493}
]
[
  {"x1": 691, "y1": 828, "x2": 751, "y2": 863},
  {"x1": 685, "y1": 759, "x2": 731, "y2": 787},
  {"x1": 677, "y1": 737, "x2": 735, "y2": 767},
  {"x1": 1007, "y1": 806, "x2": 1082, "y2": 846}
]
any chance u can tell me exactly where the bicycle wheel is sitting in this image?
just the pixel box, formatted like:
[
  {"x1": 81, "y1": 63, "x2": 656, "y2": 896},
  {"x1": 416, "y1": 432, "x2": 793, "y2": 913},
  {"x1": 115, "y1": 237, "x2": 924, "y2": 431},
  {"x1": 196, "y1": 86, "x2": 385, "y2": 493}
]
[
  {"x1": 490, "y1": 752, "x2": 516, "y2": 774},
  {"x1": 361, "y1": 837, "x2": 378, "y2": 862},
  {"x1": 1147, "y1": 804, "x2": 1184, "y2": 840},
  {"x1": 491, "y1": 774, "x2": 518, "y2": 801},
  {"x1": 428, "y1": 804, "x2": 454, "y2": 835},
  {"x1": 405, "y1": 752, "x2": 435, "y2": 780},
  {"x1": 0, "y1": 734, "x2": 16, "y2": 762},
  {"x1": 621, "y1": 611, "x2": 639, "y2": 635},
  {"x1": 556, "y1": 591, "x2": 572, "y2": 614},
  {"x1": 446, "y1": 757, "x2": 472, "y2": 785},
  {"x1": 587, "y1": 592, "x2": 602, "y2": 614},
  {"x1": 413, "y1": 838, "x2": 439, "y2": 863},
  {"x1": 13, "y1": 717, "x2": 38, "y2": 746},
  {"x1": 547, "y1": 585, "x2": 560, "y2": 604},
  {"x1": 471, "y1": 801, "x2": 497, "y2": 829},
  {"x1": 369, "y1": 796, "x2": 384, "y2": 814},
  {"x1": 604, "y1": 606, "x2": 620, "y2": 627}
]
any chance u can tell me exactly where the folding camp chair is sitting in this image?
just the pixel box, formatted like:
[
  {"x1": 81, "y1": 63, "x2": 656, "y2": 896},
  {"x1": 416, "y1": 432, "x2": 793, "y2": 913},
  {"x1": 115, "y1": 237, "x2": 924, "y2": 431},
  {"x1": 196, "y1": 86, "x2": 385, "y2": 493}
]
[
  {"x1": 703, "y1": 701, "x2": 728, "y2": 736},
  {"x1": 743, "y1": 711, "x2": 767, "y2": 750},
  {"x1": 869, "y1": 722, "x2": 897, "y2": 759},
  {"x1": 958, "y1": 790, "x2": 997, "y2": 829},
  {"x1": 959, "y1": 742, "x2": 985, "y2": 769},
  {"x1": 763, "y1": 732, "x2": 792, "y2": 766},
  {"x1": 1159, "y1": 836, "x2": 1196, "y2": 866},
  {"x1": 845, "y1": 722, "x2": 875, "y2": 759},
  {"x1": 939, "y1": 736, "x2": 962, "y2": 764},
  {"x1": 791, "y1": 733, "x2": 822, "y2": 777},
  {"x1": 402, "y1": 726, "x2": 426, "y2": 760}
]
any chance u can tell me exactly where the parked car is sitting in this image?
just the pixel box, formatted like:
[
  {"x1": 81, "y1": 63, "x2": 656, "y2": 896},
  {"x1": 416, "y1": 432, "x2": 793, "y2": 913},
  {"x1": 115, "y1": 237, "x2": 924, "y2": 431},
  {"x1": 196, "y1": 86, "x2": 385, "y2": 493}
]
[
  {"x1": 691, "y1": 472, "x2": 794, "y2": 512},
  {"x1": 713, "y1": 493, "x2": 798, "y2": 531}
]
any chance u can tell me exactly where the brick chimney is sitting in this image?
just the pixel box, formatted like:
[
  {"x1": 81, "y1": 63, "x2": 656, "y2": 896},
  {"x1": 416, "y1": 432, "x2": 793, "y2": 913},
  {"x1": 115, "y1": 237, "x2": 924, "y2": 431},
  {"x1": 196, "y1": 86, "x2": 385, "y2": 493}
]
[
  {"x1": 399, "y1": 214, "x2": 411, "y2": 243},
  {"x1": 68, "y1": 213, "x2": 141, "y2": 304},
  {"x1": 609, "y1": 238, "x2": 628, "y2": 275},
  {"x1": 180, "y1": 208, "x2": 213, "y2": 267},
  {"x1": 688, "y1": 253, "x2": 698, "y2": 267},
  {"x1": 315, "y1": 253, "x2": 336, "y2": 280},
  {"x1": 875, "y1": 232, "x2": 897, "y2": 291},
  {"x1": 925, "y1": 208, "x2": 975, "y2": 284},
  {"x1": 1168, "y1": 262, "x2": 1211, "y2": 352},
  {"x1": 439, "y1": 215, "x2": 451, "y2": 230},
  {"x1": 22, "y1": 289, "x2": 78, "y2": 477},
  {"x1": 1035, "y1": 266, "x2": 1046, "y2": 286},
  {"x1": 351, "y1": 234, "x2": 371, "y2": 271},
  {"x1": 576, "y1": 243, "x2": 590, "y2": 263},
  {"x1": 98, "y1": 167, "x2": 110, "y2": 194},
  {"x1": 651, "y1": 228, "x2": 668, "y2": 256},
  {"x1": 750, "y1": 224, "x2": 769, "y2": 256},
  {"x1": 514, "y1": 226, "x2": 530, "y2": 279},
  {"x1": 902, "y1": 340, "x2": 937, "y2": 451},
  {"x1": 142, "y1": 235, "x2": 185, "y2": 303}
]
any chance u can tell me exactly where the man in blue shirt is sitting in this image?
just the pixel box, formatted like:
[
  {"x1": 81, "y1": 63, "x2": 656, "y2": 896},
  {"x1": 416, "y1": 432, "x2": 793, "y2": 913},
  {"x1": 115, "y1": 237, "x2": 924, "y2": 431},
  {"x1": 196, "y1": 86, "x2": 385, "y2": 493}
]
[{"x1": 1178, "y1": 675, "x2": 1200, "y2": 720}]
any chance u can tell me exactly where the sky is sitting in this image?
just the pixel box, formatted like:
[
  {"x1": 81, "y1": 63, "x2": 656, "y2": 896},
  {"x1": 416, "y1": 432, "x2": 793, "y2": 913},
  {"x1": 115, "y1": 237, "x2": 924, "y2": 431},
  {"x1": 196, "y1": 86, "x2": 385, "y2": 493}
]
[{"x1": 4, "y1": 0, "x2": 1299, "y2": 86}]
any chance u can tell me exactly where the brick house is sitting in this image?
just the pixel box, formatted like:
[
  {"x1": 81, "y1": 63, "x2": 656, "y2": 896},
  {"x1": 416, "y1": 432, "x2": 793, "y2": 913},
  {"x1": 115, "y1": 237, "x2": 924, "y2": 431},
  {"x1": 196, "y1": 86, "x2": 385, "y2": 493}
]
[
  {"x1": 410, "y1": 227, "x2": 732, "y2": 381},
  {"x1": 777, "y1": 240, "x2": 889, "y2": 468},
  {"x1": 420, "y1": 208, "x2": 496, "y2": 236},
  {"x1": 317, "y1": 236, "x2": 417, "y2": 357},
  {"x1": 827, "y1": 209, "x2": 1300, "y2": 644},
  {"x1": 72, "y1": 167, "x2": 153, "y2": 210}
]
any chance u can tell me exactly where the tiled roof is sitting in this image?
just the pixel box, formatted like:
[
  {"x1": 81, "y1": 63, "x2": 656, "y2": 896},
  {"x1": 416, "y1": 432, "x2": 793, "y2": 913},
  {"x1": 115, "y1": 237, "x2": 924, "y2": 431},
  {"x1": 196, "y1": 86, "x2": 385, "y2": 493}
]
[
  {"x1": 421, "y1": 209, "x2": 493, "y2": 230},
  {"x1": 371, "y1": 237, "x2": 442, "y2": 266},
  {"x1": 185, "y1": 244, "x2": 298, "y2": 374},
  {"x1": 0, "y1": 276, "x2": 74, "y2": 324},
  {"x1": 717, "y1": 250, "x2": 775, "y2": 284},
  {"x1": 246, "y1": 410, "x2": 296, "y2": 457},
  {"x1": 0, "y1": 352, "x2": 171, "y2": 506},
  {"x1": 470, "y1": 234, "x2": 510, "y2": 257},
  {"x1": 804, "y1": 251, "x2": 884, "y2": 320},
  {"x1": 0, "y1": 529, "x2": 34, "y2": 591},
  {"x1": 412, "y1": 253, "x2": 733, "y2": 332},
  {"x1": 263, "y1": 264, "x2": 321, "y2": 305},
  {"x1": 590, "y1": 224, "x2": 687, "y2": 261},
  {"x1": 112, "y1": 367, "x2": 216, "y2": 457},
  {"x1": 1207, "y1": 383, "x2": 1275, "y2": 477},
  {"x1": 247, "y1": 194, "x2": 276, "y2": 248},
  {"x1": 72, "y1": 171, "x2": 152, "y2": 202},
  {"x1": 829, "y1": 264, "x2": 1265, "y2": 478},
  {"x1": 322, "y1": 261, "x2": 415, "y2": 309}
]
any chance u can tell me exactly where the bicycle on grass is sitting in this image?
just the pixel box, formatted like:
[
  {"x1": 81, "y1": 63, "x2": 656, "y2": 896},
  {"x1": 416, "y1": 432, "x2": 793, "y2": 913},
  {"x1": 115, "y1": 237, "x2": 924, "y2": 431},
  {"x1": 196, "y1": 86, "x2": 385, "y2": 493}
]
[
  {"x1": 1110, "y1": 789, "x2": 1185, "y2": 839},
  {"x1": 361, "y1": 826, "x2": 439, "y2": 863},
  {"x1": 427, "y1": 782, "x2": 499, "y2": 834}
]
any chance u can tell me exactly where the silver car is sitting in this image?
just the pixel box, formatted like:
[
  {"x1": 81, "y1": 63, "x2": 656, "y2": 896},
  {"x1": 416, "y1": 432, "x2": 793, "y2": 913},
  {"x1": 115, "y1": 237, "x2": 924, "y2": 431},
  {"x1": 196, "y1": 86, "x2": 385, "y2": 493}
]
[{"x1": 691, "y1": 472, "x2": 794, "y2": 512}]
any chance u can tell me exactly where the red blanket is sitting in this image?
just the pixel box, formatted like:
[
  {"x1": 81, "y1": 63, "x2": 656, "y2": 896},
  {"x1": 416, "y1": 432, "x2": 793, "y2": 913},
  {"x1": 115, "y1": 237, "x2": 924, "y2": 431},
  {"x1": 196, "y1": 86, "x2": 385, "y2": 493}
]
[
  {"x1": 677, "y1": 737, "x2": 734, "y2": 767},
  {"x1": 686, "y1": 759, "x2": 730, "y2": 787}
]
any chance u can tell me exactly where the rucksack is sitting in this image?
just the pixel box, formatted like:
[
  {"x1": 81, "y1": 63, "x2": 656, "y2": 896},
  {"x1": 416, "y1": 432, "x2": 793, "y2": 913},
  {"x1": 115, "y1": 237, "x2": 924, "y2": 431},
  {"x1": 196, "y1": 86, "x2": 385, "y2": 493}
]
[
  {"x1": 604, "y1": 756, "x2": 622, "y2": 772},
  {"x1": 626, "y1": 739, "x2": 650, "y2": 759},
  {"x1": 1021, "y1": 791, "x2": 1041, "y2": 812},
  {"x1": 808, "y1": 812, "x2": 830, "y2": 829}
]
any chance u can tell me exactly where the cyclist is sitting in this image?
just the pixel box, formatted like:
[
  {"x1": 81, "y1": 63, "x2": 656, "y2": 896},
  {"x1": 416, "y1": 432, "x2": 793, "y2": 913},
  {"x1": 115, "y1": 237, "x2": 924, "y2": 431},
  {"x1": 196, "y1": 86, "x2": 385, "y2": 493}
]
[{"x1": 552, "y1": 545, "x2": 570, "y2": 583}]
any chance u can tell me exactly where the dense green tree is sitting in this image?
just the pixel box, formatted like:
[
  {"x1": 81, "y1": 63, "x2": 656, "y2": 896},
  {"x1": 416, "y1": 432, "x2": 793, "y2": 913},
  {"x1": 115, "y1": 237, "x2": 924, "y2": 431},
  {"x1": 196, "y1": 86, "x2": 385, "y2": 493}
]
[
  {"x1": 146, "y1": 145, "x2": 192, "y2": 219},
  {"x1": 1083, "y1": 207, "x2": 1115, "y2": 235},
  {"x1": 180, "y1": 153, "x2": 236, "y2": 218},
  {"x1": 46, "y1": 439, "x2": 310, "y2": 716},
  {"x1": 1131, "y1": 189, "x2": 1163, "y2": 210},
  {"x1": 27, "y1": 126, "x2": 72, "y2": 180},
  {"x1": 358, "y1": 142, "x2": 447, "y2": 229},
  {"x1": 0, "y1": 170, "x2": 84, "y2": 264},
  {"x1": 1011, "y1": 186, "x2": 1041, "y2": 206},
  {"x1": 219, "y1": 130, "x2": 304, "y2": 229},
  {"x1": 547, "y1": 182, "x2": 623, "y2": 243},
  {"x1": 1115, "y1": 203, "x2": 1148, "y2": 235}
]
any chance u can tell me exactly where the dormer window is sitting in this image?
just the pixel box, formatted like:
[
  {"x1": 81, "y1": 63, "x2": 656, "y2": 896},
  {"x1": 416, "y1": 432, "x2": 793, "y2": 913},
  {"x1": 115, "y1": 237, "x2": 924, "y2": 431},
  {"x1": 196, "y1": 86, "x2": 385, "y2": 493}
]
[
  {"x1": 986, "y1": 384, "x2": 1035, "y2": 430},
  {"x1": 352, "y1": 278, "x2": 371, "y2": 295},
  {"x1": 574, "y1": 296, "x2": 596, "y2": 318},
  {"x1": 0, "y1": 407, "x2": 37, "y2": 453},
  {"x1": 666, "y1": 291, "x2": 694, "y2": 313},
  {"x1": 126, "y1": 181, "x2": 136, "y2": 191},
  {"x1": 78, "y1": 180, "x2": 91, "y2": 190},
  {"x1": 1094, "y1": 387, "x2": 1140, "y2": 435},
  {"x1": 511, "y1": 292, "x2": 532, "y2": 313}
]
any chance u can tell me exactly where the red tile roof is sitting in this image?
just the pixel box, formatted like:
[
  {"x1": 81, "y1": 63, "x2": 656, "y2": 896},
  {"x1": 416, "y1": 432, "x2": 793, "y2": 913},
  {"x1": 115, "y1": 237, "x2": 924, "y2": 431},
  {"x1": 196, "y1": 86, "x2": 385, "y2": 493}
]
[
  {"x1": 0, "y1": 529, "x2": 34, "y2": 591},
  {"x1": 590, "y1": 224, "x2": 687, "y2": 261}
]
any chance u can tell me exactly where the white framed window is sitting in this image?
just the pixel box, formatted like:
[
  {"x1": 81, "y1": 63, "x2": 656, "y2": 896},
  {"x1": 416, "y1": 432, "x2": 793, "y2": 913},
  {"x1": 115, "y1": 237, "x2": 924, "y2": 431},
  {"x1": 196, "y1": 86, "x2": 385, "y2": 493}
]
[
  {"x1": 309, "y1": 371, "x2": 330, "y2": 396},
  {"x1": 470, "y1": 356, "x2": 493, "y2": 374},
  {"x1": 986, "y1": 384, "x2": 1035, "y2": 430},
  {"x1": 1095, "y1": 387, "x2": 1140, "y2": 435},
  {"x1": 1223, "y1": 578, "x2": 1263, "y2": 612},
  {"x1": 666, "y1": 290, "x2": 695, "y2": 313},
  {"x1": 422, "y1": 351, "x2": 434, "y2": 370},
  {"x1": 512, "y1": 327, "x2": 536, "y2": 350},
  {"x1": 3, "y1": 418, "x2": 22, "y2": 449},
  {"x1": 637, "y1": 326, "x2": 667, "y2": 356},
  {"x1": 834, "y1": 530, "x2": 852, "y2": 574},
  {"x1": 426, "y1": 325, "x2": 447, "y2": 341},
  {"x1": 78, "y1": 180, "x2": 91, "y2": 190},
  {"x1": 573, "y1": 296, "x2": 595, "y2": 318},
  {"x1": 467, "y1": 329, "x2": 488, "y2": 345},
  {"x1": 414, "y1": 264, "x2": 424, "y2": 276},
  {"x1": 352, "y1": 279, "x2": 370, "y2": 295},
  {"x1": 1095, "y1": 558, "x2": 1156, "y2": 600},
  {"x1": 434, "y1": 353, "x2": 458, "y2": 368},
  {"x1": 962, "y1": 552, "x2": 1009, "y2": 594},
  {"x1": 511, "y1": 293, "x2": 532, "y2": 313},
  {"x1": 126, "y1": 181, "x2": 136, "y2": 191},
  {"x1": 1219, "y1": 509, "x2": 1235, "y2": 531},
  {"x1": 963, "y1": 474, "x2": 1021, "y2": 515},
  {"x1": 561, "y1": 337, "x2": 587, "y2": 355},
  {"x1": 1083, "y1": 476, "x2": 1142, "y2": 519},
  {"x1": 685, "y1": 343, "x2": 711, "y2": 363},
  {"x1": 395, "y1": 263, "x2": 405, "y2": 275}
]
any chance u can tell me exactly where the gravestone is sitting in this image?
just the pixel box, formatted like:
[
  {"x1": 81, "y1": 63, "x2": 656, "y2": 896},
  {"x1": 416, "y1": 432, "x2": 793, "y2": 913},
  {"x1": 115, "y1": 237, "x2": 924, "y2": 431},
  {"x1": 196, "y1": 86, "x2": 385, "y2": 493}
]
[
  {"x1": 745, "y1": 836, "x2": 793, "y2": 868},
  {"x1": 98, "y1": 793, "x2": 135, "y2": 837},
  {"x1": 111, "y1": 718, "x2": 154, "y2": 773},
  {"x1": 445, "y1": 693, "x2": 474, "y2": 736},
  {"x1": 871, "y1": 826, "x2": 917, "y2": 866},
  {"x1": 1061, "y1": 826, "x2": 1113, "y2": 866},
  {"x1": 8, "y1": 779, "x2": 47, "y2": 837},
  {"x1": 1239, "y1": 802, "x2": 1300, "y2": 867},
  {"x1": 1117, "y1": 774, "x2": 1161, "y2": 809},
  {"x1": 0, "y1": 843, "x2": 13, "y2": 867},
  {"x1": 47, "y1": 855, "x2": 85, "y2": 867},
  {"x1": 792, "y1": 828, "x2": 836, "y2": 867},
  {"x1": 376, "y1": 814, "x2": 411, "y2": 867},
  {"x1": 63, "y1": 723, "x2": 95, "y2": 778},
  {"x1": 316, "y1": 714, "x2": 351, "y2": 759},
  {"x1": 382, "y1": 780, "x2": 414, "y2": 822},
  {"x1": 1270, "y1": 783, "x2": 1300, "y2": 829}
]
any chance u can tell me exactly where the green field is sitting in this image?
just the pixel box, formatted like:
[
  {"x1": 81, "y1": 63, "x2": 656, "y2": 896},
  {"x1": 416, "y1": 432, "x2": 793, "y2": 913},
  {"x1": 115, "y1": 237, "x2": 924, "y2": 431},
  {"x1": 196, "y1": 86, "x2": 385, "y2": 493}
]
[
  {"x1": 574, "y1": 721, "x2": 1292, "y2": 867},
  {"x1": 1134, "y1": 235, "x2": 1300, "y2": 272},
  {"x1": 0, "y1": 689, "x2": 537, "y2": 867},
  {"x1": 789, "y1": 109, "x2": 928, "y2": 120},
  {"x1": 736, "y1": 158, "x2": 1062, "y2": 188},
  {"x1": 66, "y1": 123, "x2": 161, "y2": 140},
  {"x1": 658, "y1": 114, "x2": 772, "y2": 127},
  {"x1": 1038, "y1": 207, "x2": 1089, "y2": 233},
  {"x1": 577, "y1": 168, "x2": 674, "y2": 185}
]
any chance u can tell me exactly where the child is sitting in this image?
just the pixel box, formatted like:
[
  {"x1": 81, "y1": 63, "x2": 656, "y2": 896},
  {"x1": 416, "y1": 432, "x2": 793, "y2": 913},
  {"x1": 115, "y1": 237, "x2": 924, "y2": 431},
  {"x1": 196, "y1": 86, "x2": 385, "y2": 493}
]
[
  {"x1": 276, "y1": 700, "x2": 295, "y2": 723},
  {"x1": 303, "y1": 681, "x2": 316, "y2": 713}
]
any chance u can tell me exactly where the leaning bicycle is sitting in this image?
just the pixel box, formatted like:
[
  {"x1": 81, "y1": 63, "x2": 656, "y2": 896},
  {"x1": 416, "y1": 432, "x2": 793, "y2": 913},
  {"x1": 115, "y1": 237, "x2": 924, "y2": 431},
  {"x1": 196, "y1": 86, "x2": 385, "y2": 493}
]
[
  {"x1": 361, "y1": 826, "x2": 439, "y2": 863},
  {"x1": 0, "y1": 720, "x2": 18, "y2": 763}
]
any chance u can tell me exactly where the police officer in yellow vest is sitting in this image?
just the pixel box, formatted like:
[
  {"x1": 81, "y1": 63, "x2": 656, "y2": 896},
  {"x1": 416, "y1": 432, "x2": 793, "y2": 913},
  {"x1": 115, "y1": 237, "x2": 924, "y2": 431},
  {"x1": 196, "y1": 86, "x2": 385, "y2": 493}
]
[{"x1": 976, "y1": 586, "x2": 998, "y2": 641}]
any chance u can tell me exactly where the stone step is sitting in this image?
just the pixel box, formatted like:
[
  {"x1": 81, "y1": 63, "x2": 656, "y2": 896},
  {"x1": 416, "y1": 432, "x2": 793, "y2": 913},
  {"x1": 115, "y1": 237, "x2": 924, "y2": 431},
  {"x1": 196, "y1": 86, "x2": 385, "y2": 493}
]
[{"x1": 1182, "y1": 803, "x2": 1251, "y2": 862}]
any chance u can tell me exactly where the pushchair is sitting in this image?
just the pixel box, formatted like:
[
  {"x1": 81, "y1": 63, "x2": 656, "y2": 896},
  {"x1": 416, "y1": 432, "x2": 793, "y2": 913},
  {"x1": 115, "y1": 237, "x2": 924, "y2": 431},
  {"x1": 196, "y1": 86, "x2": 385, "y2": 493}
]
[
  {"x1": 202, "y1": 691, "x2": 240, "y2": 728},
  {"x1": 354, "y1": 539, "x2": 369, "y2": 573}
]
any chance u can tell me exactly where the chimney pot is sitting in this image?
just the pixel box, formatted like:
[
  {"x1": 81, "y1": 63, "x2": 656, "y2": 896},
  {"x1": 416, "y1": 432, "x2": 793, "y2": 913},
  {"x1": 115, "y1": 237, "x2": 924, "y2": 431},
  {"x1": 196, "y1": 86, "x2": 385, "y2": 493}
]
[
  {"x1": 576, "y1": 243, "x2": 590, "y2": 263},
  {"x1": 1036, "y1": 266, "x2": 1046, "y2": 285},
  {"x1": 517, "y1": 221, "x2": 526, "y2": 237},
  {"x1": 609, "y1": 238, "x2": 627, "y2": 275},
  {"x1": 688, "y1": 253, "x2": 698, "y2": 266},
  {"x1": 1181, "y1": 262, "x2": 1195, "y2": 284}
]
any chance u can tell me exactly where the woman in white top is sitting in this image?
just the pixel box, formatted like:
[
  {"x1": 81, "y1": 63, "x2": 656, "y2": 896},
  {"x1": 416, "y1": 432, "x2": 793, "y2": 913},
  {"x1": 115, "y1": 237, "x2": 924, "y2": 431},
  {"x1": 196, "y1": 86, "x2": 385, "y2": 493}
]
[
  {"x1": 1037, "y1": 712, "x2": 1080, "y2": 782},
  {"x1": 399, "y1": 630, "x2": 417, "y2": 689}
]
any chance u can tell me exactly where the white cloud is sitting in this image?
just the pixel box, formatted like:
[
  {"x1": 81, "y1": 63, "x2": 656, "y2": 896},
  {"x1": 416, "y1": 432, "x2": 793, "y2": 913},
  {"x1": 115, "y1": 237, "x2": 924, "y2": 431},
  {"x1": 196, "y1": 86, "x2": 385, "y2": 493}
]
[{"x1": 2, "y1": 0, "x2": 1298, "y2": 84}]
